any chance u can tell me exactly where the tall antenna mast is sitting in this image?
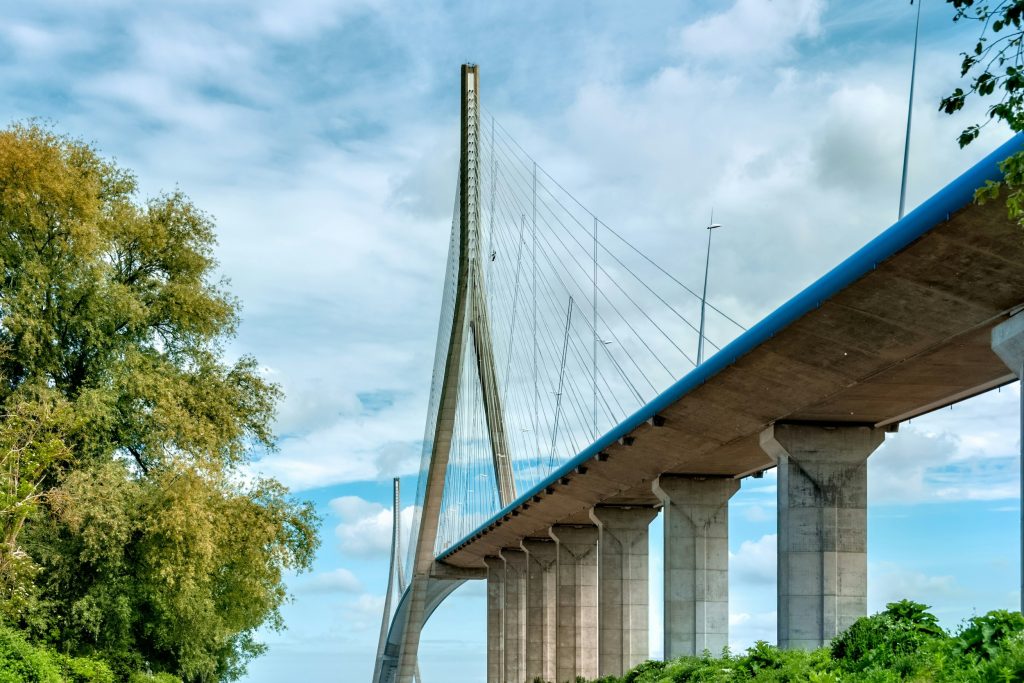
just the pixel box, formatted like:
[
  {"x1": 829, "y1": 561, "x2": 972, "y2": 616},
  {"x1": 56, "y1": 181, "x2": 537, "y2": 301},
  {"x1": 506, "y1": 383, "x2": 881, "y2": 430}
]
[{"x1": 899, "y1": 0, "x2": 924, "y2": 219}]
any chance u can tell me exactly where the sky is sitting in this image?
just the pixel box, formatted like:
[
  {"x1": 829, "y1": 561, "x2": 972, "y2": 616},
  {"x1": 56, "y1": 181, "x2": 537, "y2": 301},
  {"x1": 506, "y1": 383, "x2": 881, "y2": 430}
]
[{"x1": 0, "y1": 0, "x2": 1022, "y2": 681}]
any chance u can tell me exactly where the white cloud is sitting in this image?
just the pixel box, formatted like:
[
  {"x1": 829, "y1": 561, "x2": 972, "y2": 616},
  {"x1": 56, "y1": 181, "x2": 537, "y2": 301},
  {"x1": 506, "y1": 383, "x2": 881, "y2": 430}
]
[
  {"x1": 342, "y1": 593, "x2": 387, "y2": 634},
  {"x1": 729, "y1": 611, "x2": 777, "y2": 650},
  {"x1": 813, "y1": 83, "x2": 904, "y2": 192},
  {"x1": 869, "y1": 561, "x2": 959, "y2": 611},
  {"x1": 545, "y1": 40, "x2": 1008, "y2": 349},
  {"x1": 679, "y1": 0, "x2": 824, "y2": 62},
  {"x1": 0, "y1": 23, "x2": 83, "y2": 57},
  {"x1": 299, "y1": 567, "x2": 364, "y2": 594},
  {"x1": 255, "y1": 0, "x2": 388, "y2": 40},
  {"x1": 349, "y1": 592, "x2": 386, "y2": 615},
  {"x1": 741, "y1": 503, "x2": 771, "y2": 522},
  {"x1": 257, "y1": 419, "x2": 423, "y2": 492},
  {"x1": 730, "y1": 533, "x2": 776, "y2": 587},
  {"x1": 870, "y1": 414, "x2": 1019, "y2": 505},
  {"x1": 331, "y1": 496, "x2": 417, "y2": 557}
]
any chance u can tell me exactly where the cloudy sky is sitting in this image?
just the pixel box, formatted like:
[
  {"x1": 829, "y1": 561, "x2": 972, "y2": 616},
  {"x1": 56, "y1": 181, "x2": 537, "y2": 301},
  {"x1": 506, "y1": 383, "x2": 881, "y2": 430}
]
[{"x1": 2, "y1": 0, "x2": 1022, "y2": 681}]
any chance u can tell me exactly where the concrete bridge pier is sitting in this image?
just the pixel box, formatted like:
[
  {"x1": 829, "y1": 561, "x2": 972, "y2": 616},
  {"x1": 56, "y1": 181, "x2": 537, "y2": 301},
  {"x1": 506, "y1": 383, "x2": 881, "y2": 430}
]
[
  {"x1": 992, "y1": 312, "x2": 1024, "y2": 614},
  {"x1": 760, "y1": 423, "x2": 886, "y2": 650},
  {"x1": 499, "y1": 548, "x2": 527, "y2": 683},
  {"x1": 484, "y1": 556, "x2": 505, "y2": 683},
  {"x1": 521, "y1": 538, "x2": 557, "y2": 682},
  {"x1": 590, "y1": 505, "x2": 658, "y2": 677},
  {"x1": 549, "y1": 524, "x2": 599, "y2": 683},
  {"x1": 653, "y1": 475, "x2": 740, "y2": 658}
]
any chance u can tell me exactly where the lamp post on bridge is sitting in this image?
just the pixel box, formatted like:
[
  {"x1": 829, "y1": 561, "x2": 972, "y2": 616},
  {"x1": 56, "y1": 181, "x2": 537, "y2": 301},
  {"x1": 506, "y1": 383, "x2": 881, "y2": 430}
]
[
  {"x1": 697, "y1": 217, "x2": 722, "y2": 366},
  {"x1": 899, "y1": 0, "x2": 924, "y2": 220}
]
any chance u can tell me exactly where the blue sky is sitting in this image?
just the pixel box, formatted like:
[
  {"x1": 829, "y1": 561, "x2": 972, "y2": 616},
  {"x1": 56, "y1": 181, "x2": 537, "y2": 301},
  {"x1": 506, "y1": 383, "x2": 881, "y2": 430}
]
[{"x1": 1, "y1": 0, "x2": 1022, "y2": 681}]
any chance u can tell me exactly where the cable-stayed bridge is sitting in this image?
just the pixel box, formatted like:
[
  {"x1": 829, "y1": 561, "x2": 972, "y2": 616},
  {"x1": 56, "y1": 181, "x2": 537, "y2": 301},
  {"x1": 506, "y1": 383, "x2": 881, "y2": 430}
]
[{"x1": 373, "y1": 65, "x2": 1024, "y2": 683}]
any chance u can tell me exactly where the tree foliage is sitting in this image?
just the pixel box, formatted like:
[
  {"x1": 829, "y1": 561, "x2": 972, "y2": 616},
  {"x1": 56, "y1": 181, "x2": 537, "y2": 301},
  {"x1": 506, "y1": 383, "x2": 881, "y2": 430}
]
[
  {"x1": 33, "y1": 462, "x2": 317, "y2": 681},
  {"x1": 830, "y1": 600, "x2": 945, "y2": 675},
  {"x1": 941, "y1": 1, "x2": 1024, "y2": 221},
  {"x1": 0, "y1": 122, "x2": 320, "y2": 681},
  {"x1": 0, "y1": 123, "x2": 278, "y2": 476},
  {"x1": 941, "y1": 1, "x2": 1024, "y2": 147},
  {"x1": 0, "y1": 386, "x2": 72, "y2": 589}
]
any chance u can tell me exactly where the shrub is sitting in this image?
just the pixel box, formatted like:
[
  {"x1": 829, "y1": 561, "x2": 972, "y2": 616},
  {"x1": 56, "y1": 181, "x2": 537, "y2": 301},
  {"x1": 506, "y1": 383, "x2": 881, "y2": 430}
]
[
  {"x1": 955, "y1": 609, "x2": 1024, "y2": 660},
  {"x1": 659, "y1": 654, "x2": 732, "y2": 682},
  {"x1": 740, "y1": 640, "x2": 784, "y2": 674},
  {"x1": 621, "y1": 659, "x2": 666, "y2": 683},
  {"x1": 56, "y1": 654, "x2": 116, "y2": 683},
  {"x1": 974, "y1": 631, "x2": 1024, "y2": 681},
  {"x1": 0, "y1": 625, "x2": 61, "y2": 683},
  {"x1": 885, "y1": 599, "x2": 946, "y2": 636},
  {"x1": 127, "y1": 673, "x2": 182, "y2": 683},
  {"x1": 831, "y1": 600, "x2": 945, "y2": 674}
]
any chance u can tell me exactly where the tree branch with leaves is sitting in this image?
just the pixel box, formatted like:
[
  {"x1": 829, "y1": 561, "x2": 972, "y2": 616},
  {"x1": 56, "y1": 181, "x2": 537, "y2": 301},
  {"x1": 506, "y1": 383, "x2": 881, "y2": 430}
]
[{"x1": 941, "y1": 0, "x2": 1024, "y2": 220}]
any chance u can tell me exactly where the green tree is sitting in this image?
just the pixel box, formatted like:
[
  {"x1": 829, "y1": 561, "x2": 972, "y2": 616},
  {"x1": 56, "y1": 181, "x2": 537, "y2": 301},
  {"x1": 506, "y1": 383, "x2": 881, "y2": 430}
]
[
  {"x1": 36, "y1": 462, "x2": 317, "y2": 681},
  {"x1": 0, "y1": 122, "x2": 319, "y2": 681},
  {"x1": 0, "y1": 386, "x2": 72, "y2": 584},
  {"x1": 0, "y1": 123, "x2": 276, "y2": 474}
]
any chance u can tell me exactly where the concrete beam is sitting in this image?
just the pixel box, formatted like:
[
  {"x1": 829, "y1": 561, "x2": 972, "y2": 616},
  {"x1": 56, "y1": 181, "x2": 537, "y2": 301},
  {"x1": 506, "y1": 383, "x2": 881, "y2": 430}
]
[
  {"x1": 430, "y1": 561, "x2": 487, "y2": 580},
  {"x1": 992, "y1": 312, "x2": 1024, "y2": 613},
  {"x1": 522, "y1": 538, "x2": 557, "y2": 682},
  {"x1": 484, "y1": 556, "x2": 504, "y2": 683},
  {"x1": 761, "y1": 423, "x2": 885, "y2": 650},
  {"x1": 653, "y1": 475, "x2": 740, "y2": 658},
  {"x1": 499, "y1": 548, "x2": 527, "y2": 683},
  {"x1": 589, "y1": 505, "x2": 658, "y2": 677},
  {"x1": 992, "y1": 313, "x2": 1024, "y2": 375},
  {"x1": 549, "y1": 524, "x2": 599, "y2": 683}
]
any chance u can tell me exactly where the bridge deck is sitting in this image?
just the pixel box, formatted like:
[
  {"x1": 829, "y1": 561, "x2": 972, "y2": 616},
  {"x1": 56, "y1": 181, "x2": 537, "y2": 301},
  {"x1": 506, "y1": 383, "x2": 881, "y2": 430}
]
[{"x1": 437, "y1": 134, "x2": 1024, "y2": 569}]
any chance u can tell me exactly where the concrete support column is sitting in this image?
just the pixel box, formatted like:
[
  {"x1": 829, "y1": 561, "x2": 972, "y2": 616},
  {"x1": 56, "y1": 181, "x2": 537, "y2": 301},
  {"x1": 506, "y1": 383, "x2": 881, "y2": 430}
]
[
  {"x1": 589, "y1": 505, "x2": 658, "y2": 677},
  {"x1": 500, "y1": 548, "x2": 527, "y2": 683},
  {"x1": 760, "y1": 423, "x2": 885, "y2": 650},
  {"x1": 484, "y1": 556, "x2": 505, "y2": 683},
  {"x1": 653, "y1": 475, "x2": 740, "y2": 658},
  {"x1": 522, "y1": 539, "x2": 557, "y2": 683},
  {"x1": 993, "y1": 312, "x2": 1024, "y2": 614},
  {"x1": 549, "y1": 524, "x2": 599, "y2": 683}
]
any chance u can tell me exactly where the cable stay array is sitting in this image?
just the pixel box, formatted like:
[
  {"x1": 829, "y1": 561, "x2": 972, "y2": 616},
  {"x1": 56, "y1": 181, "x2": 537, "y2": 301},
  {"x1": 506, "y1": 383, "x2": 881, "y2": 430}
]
[{"x1": 430, "y1": 105, "x2": 748, "y2": 556}]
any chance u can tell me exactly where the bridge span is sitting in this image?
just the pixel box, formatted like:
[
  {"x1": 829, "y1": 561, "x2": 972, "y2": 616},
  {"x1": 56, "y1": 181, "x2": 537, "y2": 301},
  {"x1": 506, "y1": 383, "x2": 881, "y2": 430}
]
[{"x1": 375, "y1": 65, "x2": 1024, "y2": 683}]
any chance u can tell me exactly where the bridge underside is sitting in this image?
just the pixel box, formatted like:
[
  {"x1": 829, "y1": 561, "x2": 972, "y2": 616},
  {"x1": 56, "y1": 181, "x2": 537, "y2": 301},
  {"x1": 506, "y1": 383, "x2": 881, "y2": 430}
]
[{"x1": 439, "y1": 174, "x2": 1024, "y2": 569}]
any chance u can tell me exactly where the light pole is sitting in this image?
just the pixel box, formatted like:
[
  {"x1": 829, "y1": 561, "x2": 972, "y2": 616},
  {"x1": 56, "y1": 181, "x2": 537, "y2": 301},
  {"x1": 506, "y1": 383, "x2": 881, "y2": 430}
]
[
  {"x1": 697, "y1": 217, "x2": 722, "y2": 366},
  {"x1": 899, "y1": 0, "x2": 924, "y2": 220}
]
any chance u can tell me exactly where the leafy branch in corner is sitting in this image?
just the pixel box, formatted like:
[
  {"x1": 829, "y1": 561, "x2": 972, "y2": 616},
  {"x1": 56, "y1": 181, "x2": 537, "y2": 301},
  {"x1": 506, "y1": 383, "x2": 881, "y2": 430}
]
[
  {"x1": 941, "y1": 1, "x2": 1024, "y2": 219},
  {"x1": 941, "y1": 0, "x2": 1024, "y2": 147}
]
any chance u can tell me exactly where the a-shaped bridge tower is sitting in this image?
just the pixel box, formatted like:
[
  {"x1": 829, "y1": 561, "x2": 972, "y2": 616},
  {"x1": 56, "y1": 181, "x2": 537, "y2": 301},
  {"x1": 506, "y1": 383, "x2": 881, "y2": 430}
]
[{"x1": 375, "y1": 64, "x2": 519, "y2": 683}]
